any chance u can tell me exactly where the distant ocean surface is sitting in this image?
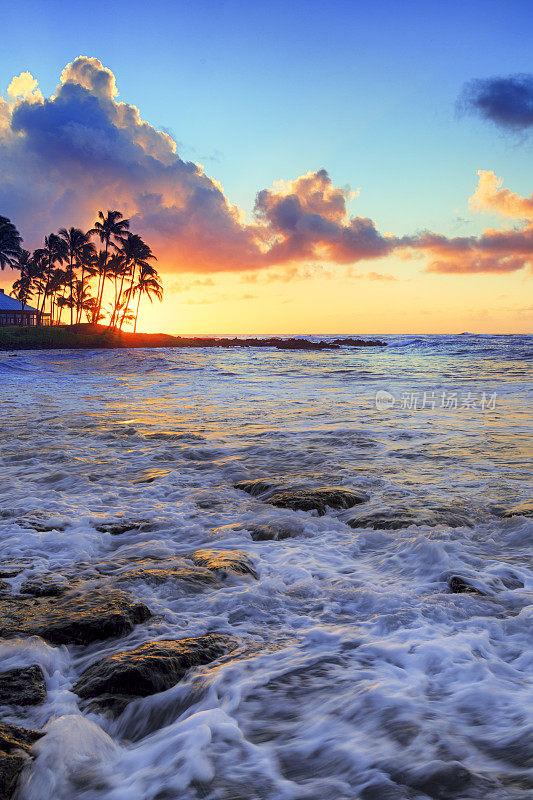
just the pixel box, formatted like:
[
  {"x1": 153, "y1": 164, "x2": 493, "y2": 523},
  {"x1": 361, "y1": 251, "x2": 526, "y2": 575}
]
[{"x1": 0, "y1": 334, "x2": 532, "y2": 799}]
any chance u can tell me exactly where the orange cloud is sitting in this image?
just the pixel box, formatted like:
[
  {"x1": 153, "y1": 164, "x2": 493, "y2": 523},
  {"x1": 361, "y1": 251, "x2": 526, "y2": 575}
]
[
  {"x1": 0, "y1": 59, "x2": 531, "y2": 280},
  {"x1": 416, "y1": 171, "x2": 533, "y2": 274}
]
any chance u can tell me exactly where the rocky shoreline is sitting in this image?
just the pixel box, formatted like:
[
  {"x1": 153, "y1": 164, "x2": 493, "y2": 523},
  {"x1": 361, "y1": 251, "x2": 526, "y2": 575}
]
[
  {"x1": 0, "y1": 324, "x2": 386, "y2": 351},
  {"x1": 1, "y1": 482, "x2": 528, "y2": 798}
]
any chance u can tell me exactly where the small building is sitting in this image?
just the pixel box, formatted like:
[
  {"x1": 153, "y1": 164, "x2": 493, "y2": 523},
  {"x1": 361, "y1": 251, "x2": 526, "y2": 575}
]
[{"x1": 0, "y1": 289, "x2": 50, "y2": 326}]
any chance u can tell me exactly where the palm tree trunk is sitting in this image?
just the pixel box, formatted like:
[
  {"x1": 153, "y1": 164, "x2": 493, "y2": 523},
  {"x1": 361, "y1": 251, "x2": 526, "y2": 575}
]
[
  {"x1": 69, "y1": 255, "x2": 74, "y2": 325},
  {"x1": 114, "y1": 269, "x2": 128, "y2": 327},
  {"x1": 76, "y1": 266, "x2": 85, "y2": 324},
  {"x1": 120, "y1": 262, "x2": 136, "y2": 329},
  {"x1": 96, "y1": 240, "x2": 109, "y2": 322},
  {"x1": 133, "y1": 289, "x2": 142, "y2": 333}
]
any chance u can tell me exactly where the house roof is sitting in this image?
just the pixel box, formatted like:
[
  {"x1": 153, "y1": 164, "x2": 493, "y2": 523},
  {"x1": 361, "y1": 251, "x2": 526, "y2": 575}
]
[{"x1": 0, "y1": 290, "x2": 39, "y2": 313}]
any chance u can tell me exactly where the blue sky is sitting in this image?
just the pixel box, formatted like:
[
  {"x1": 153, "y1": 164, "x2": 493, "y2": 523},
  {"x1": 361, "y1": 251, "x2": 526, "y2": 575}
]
[
  {"x1": 1, "y1": 0, "x2": 532, "y2": 333},
  {"x1": 1, "y1": 0, "x2": 531, "y2": 235}
]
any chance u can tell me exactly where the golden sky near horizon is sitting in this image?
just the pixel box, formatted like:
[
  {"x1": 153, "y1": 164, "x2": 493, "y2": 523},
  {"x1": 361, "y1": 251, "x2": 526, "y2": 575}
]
[{"x1": 130, "y1": 261, "x2": 533, "y2": 335}]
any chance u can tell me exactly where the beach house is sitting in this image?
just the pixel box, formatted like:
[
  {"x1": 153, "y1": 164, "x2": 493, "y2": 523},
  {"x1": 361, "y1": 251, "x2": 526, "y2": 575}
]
[{"x1": 0, "y1": 289, "x2": 50, "y2": 326}]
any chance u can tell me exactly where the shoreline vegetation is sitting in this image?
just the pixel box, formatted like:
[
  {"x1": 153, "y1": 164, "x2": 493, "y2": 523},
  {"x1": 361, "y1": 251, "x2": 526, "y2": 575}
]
[
  {"x1": 0, "y1": 210, "x2": 162, "y2": 331},
  {"x1": 0, "y1": 324, "x2": 386, "y2": 351}
]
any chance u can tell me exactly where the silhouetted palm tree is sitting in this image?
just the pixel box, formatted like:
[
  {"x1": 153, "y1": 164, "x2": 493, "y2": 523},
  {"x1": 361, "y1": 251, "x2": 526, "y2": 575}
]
[
  {"x1": 75, "y1": 244, "x2": 99, "y2": 323},
  {"x1": 58, "y1": 227, "x2": 93, "y2": 325},
  {"x1": 125, "y1": 262, "x2": 163, "y2": 333},
  {"x1": 118, "y1": 233, "x2": 156, "y2": 329},
  {"x1": 0, "y1": 216, "x2": 22, "y2": 270},
  {"x1": 34, "y1": 234, "x2": 68, "y2": 322},
  {"x1": 11, "y1": 249, "x2": 33, "y2": 312},
  {"x1": 89, "y1": 211, "x2": 129, "y2": 320}
]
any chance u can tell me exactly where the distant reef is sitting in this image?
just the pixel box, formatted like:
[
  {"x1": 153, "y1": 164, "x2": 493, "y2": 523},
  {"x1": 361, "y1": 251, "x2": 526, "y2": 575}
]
[{"x1": 0, "y1": 325, "x2": 386, "y2": 351}]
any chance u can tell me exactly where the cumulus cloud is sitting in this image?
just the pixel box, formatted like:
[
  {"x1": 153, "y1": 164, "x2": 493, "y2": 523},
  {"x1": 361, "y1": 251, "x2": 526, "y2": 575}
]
[
  {"x1": 0, "y1": 58, "x2": 531, "y2": 280},
  {"x1": 0, "y1": 57, "x2": 405, "y2": 275},
  {"x1": 254, "y1": 169, "x2": 400, "y2": 265},
  {"x1": 414, "y1": 169, "x2": 533, "y2": 274},
  {"x1": 458, "y1": 74, "x2": 533, "y2": 131}
]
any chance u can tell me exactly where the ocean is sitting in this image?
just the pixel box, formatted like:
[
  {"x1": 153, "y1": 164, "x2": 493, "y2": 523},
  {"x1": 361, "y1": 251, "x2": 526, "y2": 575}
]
[{"x1": 0, "y1": 334, "x2": 532, "y2": 799}]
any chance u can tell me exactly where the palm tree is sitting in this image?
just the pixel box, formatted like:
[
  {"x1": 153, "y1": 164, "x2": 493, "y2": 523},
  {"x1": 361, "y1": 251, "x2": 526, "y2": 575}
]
[
  {"x1": 34, "y1": 234, "x2": 68, "y2": 323},
  {"x1": 58, "y1": 227, "x2": 93, "y2": 325},
  {"x1": 106, "y1": 251, "x2": 127, "y2": 327},
  {"x1": 10, "y1": 249, "x2": 34, "y2": 313},
  {"x1": 89, "y1": 211, "x2": 129, "y2": 321},
  {"x1": 0, "y1": 216, "x2": 22, "y2": 270},
  {"x1": 49, "y1": 267, "x2": 69, "y2": 324},
  {"x1": 75, "y1": 244, "x2": 99, "y2": 324},
  {"x1": 118, "y1": 233, "x2": 156, "y2": 329},
  {"x1": 124, "y1": 263, "x2": 163, "y2": 333}
]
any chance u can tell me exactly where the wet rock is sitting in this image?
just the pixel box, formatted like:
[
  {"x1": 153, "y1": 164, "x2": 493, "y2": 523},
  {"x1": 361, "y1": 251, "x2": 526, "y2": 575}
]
[
  {"x1": 449, "y1": 576, "x2": 484, "y2": 595},
  {"x1": 111, "y1": 565, "x2": 218, "y2": 590},
  {"x1": 246, "y1": 523, "x2": 297, "y2": 541},
  {"x1": 74, "y1": 635, "x2": 237, "y2": 715},
  {"x1": 0, "y1": 567, "x2": 22, "y2": 579},
  {"x1": 391, "y1": 760, "x2": 473, "y2": 799},
  {"x1": 17, "y1": 512, "x2": 66, "y2": 532},
  {"x1": 0, "y1": 665, "x2": 47, "y2": 706},
  {"x1": 267, "y1": 488, "x2": 369, "y2": 515},
  {"x1": 191, "y1": 549, "x2": 259, "y2": 580},
  {"x1": 474, "y1": 729, "x2": 533, "y2": 768},
  {"x1": 95, "y1": 519, "x2": 149, "y2": 535},
  {"x1": 502, "y1": 500, "x2": 533, "y2": 518},
  {"x1": 20, "y1": 573, "x2": 70, "y2": 597},
  {"x1": 234, "y1": 479, "x2": 274, "y2": 497},
  {"x1": 360, "y1": 782, "x2": 409, "y2": 800},
  {"x1": 0, "y1": 579, "x2": 8, "y2": 593},
  {"x1": 0, "y1": 589, "x2": 152, "y2": 645},
  {"x1": 236, "y1": 481, "x2": 369, "y2": 515},
  {"x1": 332, "y1": 337, "x2": 386, "y2": 347},
  {"x1": 0, "y1": 721, "x2": 43, "y2": 800},
  {"x1": 348, "y1": 505, "x2": 471, "y2": 530}
]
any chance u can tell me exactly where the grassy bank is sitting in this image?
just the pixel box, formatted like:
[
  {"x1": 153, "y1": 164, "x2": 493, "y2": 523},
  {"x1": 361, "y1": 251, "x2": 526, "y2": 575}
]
[
  {"x1": 0, "y1": 325, "x2": 386, "y2": 351},
  {"x1": 0, "y1": 324, "x2": 180, "y2": 350}
]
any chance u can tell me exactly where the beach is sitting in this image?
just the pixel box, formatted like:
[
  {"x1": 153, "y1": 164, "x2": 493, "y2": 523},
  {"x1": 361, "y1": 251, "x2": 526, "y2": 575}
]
[{"x1": 0, "y1": 334, "x2": 531, "y2": 800}]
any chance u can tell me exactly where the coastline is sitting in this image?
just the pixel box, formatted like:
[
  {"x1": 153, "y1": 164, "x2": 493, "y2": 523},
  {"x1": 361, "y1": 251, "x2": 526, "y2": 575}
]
[{"x1": 0, "y1": 324, "x2": 386, "y2": 351}]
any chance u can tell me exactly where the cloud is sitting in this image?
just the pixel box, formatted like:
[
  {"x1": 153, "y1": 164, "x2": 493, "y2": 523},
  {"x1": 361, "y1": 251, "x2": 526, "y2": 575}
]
[
  {"x1": 0, "y1": 58, "x2": 531, "y2": 280},
  {"x1": 469, "y1": 169, "x2": 533, "y2": 219},
  {"x1": 346, "y1": 269, "x2": 398, "y2": 281},
  {"x1": 458, "y1": 74, "x2": 533, "y2": 131},
  {"x1": 7, "y1": 71, "x2": 43, "y2": 103},
  {"x1": 415, "y1": 170, "x2": 533, "y2": 274},
  {"x1": 0, "y1": 57, "x2": 404, "y2": 275},
  {"x1": 254, "y1": 169, "x2": 401, "y2": 265}
]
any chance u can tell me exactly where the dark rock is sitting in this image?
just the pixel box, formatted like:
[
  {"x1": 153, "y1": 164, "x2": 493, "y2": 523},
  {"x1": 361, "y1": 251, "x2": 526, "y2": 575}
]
[
  {"x1": 236, "y1": 481, "x2": 369, "y2": 516},
  {"x1": 235, "y1": 479, "x2": 274, "y2": 497},
  {"x1": 191, "y1": 549, "x2": 259, "y2": 580},
  {"x1": 95, "y1": 519, "x2": 149, "y2": 535},
  {"x1": 0, "y1": 569, "x2": 21, "y2": 579},
  {"x1": 348, "y1": 505, "x2": 471, "y2": 530},
  {"x1": 0, "y1": 665, "x2": 47, "y2": 706},
  {"x1": 449, "y1": 576, "x2": 484, "y2": 595},
  {"x1": 111, "y1": 565, "x2": 218, "y2": 589},
  {"x1": 267, "y1": 488, "x2": 369, "y2": 515},
  {"x1": 246, "y1": 523, "x2": 297, "y2": 541},
  {"x1": 17, "y1": 512, "x2": 66, "y2": 532},
  {"x1": 0, "y1": 721, "x2": 43, "y2": 800},
  {"x1": 391, "y1": 760, "x2": 473, "y2": 799},
  {"x1": 20, "y1": 574, "x2": 69, "y2": 597},
  {"x1": 0, "y1": 580, "x2": 8, "y2": 593},
  {"x1": 74, "y1": 635, "x2": 237, "y2": 715},
  {"x1": 0, "y1": 589, "x2": 152, "y2": 645},
  {"x1": 360, "y1": 782, "x2": 408, "y2": 800},
  {"x1": 332, "y1": 338, "x2": 387, "y2": 347},
  {"x1": 502, "y1": 500, "x2": 533, "y2": 518}
]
